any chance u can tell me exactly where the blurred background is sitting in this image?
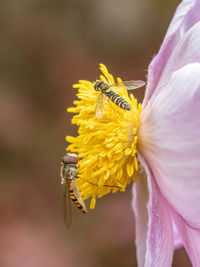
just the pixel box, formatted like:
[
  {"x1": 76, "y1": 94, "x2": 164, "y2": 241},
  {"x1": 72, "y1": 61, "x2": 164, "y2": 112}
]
[{"x1": 0, "y1": 1, "x2": 192, "y2": 266}]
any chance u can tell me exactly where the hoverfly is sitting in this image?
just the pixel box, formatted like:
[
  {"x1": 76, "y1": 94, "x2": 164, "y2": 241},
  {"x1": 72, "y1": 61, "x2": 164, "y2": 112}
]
[
  {"x1": 94, "y1": 80, "x2": 145, "y2": 119},
  {"x1": 60, "y1": 151, "x2": 87, "y2": 228}
]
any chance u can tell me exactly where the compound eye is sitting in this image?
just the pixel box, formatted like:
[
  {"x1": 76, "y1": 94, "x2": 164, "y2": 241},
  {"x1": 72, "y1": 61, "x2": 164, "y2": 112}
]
[
  {"x1": 62, "y1": 154, "x2": 78, "y2": 164},
  {"x1": 94, "y1": 80, "x2": 102, "y2": 91}
]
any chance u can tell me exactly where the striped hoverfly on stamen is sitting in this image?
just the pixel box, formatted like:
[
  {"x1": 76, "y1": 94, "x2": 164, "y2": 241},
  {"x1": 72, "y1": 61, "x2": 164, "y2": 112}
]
[
  {"x1": 94, "y1": 80, "x2": 145, "y2": 119},
  {"x1": 60, "y1": 151, "x2": 125, "y2": 227},
  {"x1": 60, "y1": 150, "x2": 87, "y2": 228}
]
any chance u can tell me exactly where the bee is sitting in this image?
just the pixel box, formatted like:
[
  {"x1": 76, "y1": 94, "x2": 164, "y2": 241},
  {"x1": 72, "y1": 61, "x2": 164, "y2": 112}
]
[
  {"x1": 94, "y1": 80, "x2": 145, "y2": 119},
  {"x1": 60, "y1": 151, "x2": 87, "y2": 228}
]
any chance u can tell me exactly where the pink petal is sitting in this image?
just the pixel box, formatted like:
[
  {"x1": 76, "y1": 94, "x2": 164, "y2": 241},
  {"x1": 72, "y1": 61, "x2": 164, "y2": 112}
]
[
  {"x1": 172, "y1": 210, "x2": 200, "y2": 267},
  {"x1": 172, "y1": 220, "x2": 183, "y2": 249},
  {"x1": 157, "y1": 22, "x2": 200, "y2": 96},
  {"x1": 133, "y1": 156, "x2": 174, "y2": 267},
  {"x1": 132, "y1": 168, "x2": 148, "y2": 267},
  {"x1": 138, "y1": 63, "x2": 200, "y2": 229},
  {"x1": 165, "y1": 0, "x2": 195, "y2": 38},
  {"x1": 143, "y1": 0, "x2": 200, "y2": 106}
]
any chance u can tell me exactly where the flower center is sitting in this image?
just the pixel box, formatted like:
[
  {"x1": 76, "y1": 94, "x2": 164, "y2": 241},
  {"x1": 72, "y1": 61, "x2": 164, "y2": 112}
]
[{"x1": 66, "y1": 64, "x2": 142, "y2": 209}]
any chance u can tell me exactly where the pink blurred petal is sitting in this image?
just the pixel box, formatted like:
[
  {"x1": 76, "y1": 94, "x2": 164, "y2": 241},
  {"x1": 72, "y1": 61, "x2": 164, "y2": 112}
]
[
  {"x1": 138, "y1": 63, "x2": 200, "y2": 229},
  {"x1": 132, "y1": 168, "x2": 148, "y2": 267},
  {"x1": 165, "y1": 0, "x2": 195, "y2": 37},
  {"x1": 172, "y1": 220, "x2": 183, "y2": 249},
  {"x1": 143, "y1": 0, "x2": 200, "y2": 106},
  {"x1": 172, "y1": 211, "x2": 200, "y2": 266},
  {"x1": 133, "y1": 155, "x2": 174, "y2": 267},
  {"x1": 157, "y1": 22, "x2": 200, "y2": 96}
]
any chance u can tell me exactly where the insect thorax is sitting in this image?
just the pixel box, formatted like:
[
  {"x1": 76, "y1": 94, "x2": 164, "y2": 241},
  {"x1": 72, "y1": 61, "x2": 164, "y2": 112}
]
[
  {"x1": 94, "y1": 80, "x2": 110, "y2": 93},
  {"x1": 63, "y1": 164, "x2": 78, "y2": 180}
]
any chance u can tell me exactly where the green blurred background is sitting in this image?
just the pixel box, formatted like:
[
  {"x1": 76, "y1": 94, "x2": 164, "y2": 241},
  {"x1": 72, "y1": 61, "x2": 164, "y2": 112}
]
[{"x1": 0, "y1": 1, "x2": 192, "y2": 266}]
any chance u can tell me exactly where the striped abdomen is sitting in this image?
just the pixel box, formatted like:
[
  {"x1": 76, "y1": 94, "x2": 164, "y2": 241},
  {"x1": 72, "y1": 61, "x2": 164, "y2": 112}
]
[
  {"x1": 106, "y1": 90, "x2": 131, "y2": 110},
  {"x1": 68, "y1": 181, "x2": 87, "y2": 213}
]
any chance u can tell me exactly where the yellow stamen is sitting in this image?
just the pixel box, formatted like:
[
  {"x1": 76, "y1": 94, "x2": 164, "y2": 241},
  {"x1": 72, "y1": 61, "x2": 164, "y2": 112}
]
[
  {"x1": 67, "y1": 64, "x2": 142, "y2": 208},
  {"x1": 90, "y1": 196, "x2": 96, "y2": 209}
]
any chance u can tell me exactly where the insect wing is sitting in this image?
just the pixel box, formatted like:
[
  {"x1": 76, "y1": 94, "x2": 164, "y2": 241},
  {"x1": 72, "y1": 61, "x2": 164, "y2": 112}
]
[
  {"x1": 95, "y1": 93, "x2": 108, "y2": 119},
  {"x1": 111, "y1": 80, "x2": 145, "y2": 90},
  {"x1": 107, "y1": 101, "x2": 119, "y2": 119},
  {"x1": 71, "y1": 179, "x2": 87, "y2": 213},
  {"x1": 63, "y1": 181, "x2": 72, "y2": 229}
]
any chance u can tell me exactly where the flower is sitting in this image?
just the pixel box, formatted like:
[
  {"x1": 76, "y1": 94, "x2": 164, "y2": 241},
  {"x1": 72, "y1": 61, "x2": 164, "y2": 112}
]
[
  {"x1": 134, "y1": 0, "x2": 200, "y2": 266},
  {"x1": 67, "y1": 63, "x2": 142, "y2": 209},
  {"x1": 66, "y1": 0, "x2": 200, "y2": 265}
]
